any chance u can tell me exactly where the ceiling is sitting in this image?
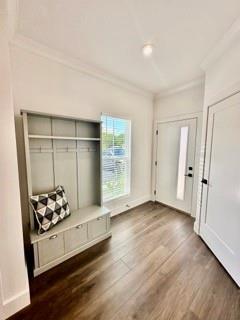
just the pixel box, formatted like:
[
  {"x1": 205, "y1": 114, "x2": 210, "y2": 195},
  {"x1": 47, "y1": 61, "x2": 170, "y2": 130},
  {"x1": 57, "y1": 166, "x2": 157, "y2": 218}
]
[{"x1": 17, "y1": 0, "x2": 240, "y2": 94}]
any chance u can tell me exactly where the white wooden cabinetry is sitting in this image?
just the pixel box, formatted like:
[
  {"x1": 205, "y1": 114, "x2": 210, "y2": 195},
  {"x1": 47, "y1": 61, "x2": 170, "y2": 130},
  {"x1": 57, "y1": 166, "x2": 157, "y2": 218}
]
[
  {"x1": 38, "y1": 233, "x2": 65, "y2": 267},
  {"x1": 64, "y1": 224, "x2": 88, "y2": 253},
  {"x1": 22, "y1": 110, "x2": 111, "y2": 276}
]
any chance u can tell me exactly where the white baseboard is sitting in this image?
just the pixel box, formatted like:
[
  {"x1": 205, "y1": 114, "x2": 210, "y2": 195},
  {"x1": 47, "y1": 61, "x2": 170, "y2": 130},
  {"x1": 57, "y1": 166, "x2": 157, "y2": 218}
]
[
  {"x1": 110, "y1": 195, "x2": 152, "y2": 217},
  {"x1": 3, "y1": 288, "x2": 30, "y2": 319}
]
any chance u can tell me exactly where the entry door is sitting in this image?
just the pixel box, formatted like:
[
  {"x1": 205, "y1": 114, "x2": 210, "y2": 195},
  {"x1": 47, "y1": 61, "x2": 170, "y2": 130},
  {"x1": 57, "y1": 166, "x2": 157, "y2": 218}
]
[
  {"x1": 156, "y1": 118, "x2": 197, "y2": 213},
  {"x1": 200, "y1": 92, "x2": 240, "y2": 286}
]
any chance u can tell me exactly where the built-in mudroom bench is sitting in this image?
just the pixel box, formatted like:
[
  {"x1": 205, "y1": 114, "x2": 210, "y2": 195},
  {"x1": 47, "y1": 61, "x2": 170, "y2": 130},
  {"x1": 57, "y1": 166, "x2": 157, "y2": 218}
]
[{"x1": 22, "y1": 110, "x2": 111, "y2": 277}]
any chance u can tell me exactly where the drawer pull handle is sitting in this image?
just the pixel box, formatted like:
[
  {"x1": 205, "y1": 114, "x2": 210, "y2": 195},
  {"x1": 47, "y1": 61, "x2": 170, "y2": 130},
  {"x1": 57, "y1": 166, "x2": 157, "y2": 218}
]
[
  {"x1": 97, "y1": 217, "x2": 103, "y2": 221},
  {"x1": 49, "y1": 235, "x2": 57, "y2": 240},
  {"x1": 76, "y1": 224, "x2": 83, "y2": 229}
]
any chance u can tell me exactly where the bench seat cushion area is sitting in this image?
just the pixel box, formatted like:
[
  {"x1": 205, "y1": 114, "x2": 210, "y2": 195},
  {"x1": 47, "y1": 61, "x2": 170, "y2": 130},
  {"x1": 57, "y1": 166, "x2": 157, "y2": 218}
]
[{"x1": 30, "y1": 185, "x2": 71, "y2": 234}]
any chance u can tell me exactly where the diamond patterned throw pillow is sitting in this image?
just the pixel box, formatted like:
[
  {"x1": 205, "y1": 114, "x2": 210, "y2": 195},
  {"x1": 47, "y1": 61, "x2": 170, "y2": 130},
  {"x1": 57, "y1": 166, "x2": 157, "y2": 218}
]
[{"x1": 30, "y1": 185, "x2": 71, "y2": 234}]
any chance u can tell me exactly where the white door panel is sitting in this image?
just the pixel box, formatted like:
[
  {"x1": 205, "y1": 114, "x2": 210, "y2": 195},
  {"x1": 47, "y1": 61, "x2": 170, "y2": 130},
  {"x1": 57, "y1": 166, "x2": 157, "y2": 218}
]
[
  {"x1": 156, "y1": 118, "x2": 197, "y2": 213},
  {"x1": 201, "y1": 92, "x2": 240, "y2": 286}
]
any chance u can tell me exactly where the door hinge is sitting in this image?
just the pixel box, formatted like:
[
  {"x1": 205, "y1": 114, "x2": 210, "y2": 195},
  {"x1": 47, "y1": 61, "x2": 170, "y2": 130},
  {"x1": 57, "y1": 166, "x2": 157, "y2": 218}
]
[
  {"x1": 154, "y1": 190, "x2": 156, "y2": 195},
  {"x1": 155, "y1": 161, "x2": 157, "y2": 166},
  {"x1": 156, "y1": 130, "x2": 158, "y2": 135}
]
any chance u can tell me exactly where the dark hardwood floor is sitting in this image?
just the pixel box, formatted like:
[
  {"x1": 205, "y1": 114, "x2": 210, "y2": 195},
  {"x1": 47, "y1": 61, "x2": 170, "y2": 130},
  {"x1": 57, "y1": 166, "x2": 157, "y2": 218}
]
[{"x1": 10, "y1": 202, "x2": 240, "y2": 320}]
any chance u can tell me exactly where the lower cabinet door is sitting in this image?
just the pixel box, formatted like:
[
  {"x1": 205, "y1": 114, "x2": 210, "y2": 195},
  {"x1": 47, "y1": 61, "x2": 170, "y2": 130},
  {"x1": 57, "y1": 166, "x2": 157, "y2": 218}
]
[
  {"x1": 38, "y1": 233, "x2": 65, "y2": 266},
  {"x1": 89, "y1": 215, "x2": 108, "y2": 240},
  {"x1": 64, "y1": 223, "x2": 88, "y2": 253}
]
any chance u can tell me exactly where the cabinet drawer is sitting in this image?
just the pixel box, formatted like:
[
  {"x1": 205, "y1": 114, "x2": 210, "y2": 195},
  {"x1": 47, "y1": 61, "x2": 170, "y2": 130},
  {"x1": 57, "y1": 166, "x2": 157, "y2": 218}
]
[
  {"x1": 38, "y1": 233, "x2": 64, "y2": 266},
  {"x1": 89, "y1": 215, "x2": 108, "y2": 239},
  {"x1": 64, "y1": 223, "x2": 88, "y2": 253}
]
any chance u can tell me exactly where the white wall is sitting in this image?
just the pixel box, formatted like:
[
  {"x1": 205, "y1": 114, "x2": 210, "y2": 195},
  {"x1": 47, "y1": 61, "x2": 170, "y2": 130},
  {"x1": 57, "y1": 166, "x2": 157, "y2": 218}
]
[
  {"x1": 205, "y1": 40, "x2": 240, "y2": 105},
  {"x1": 155, "y1": 83, "x2": 204, "y2": 119},
  {"x1": 0, "y1": 274, "x2": 4, "y2": 320},
  {"x1": 10, "y1": 45, "x2": 154, "y2": 239},
  {"x1": 0, "y1": 3, "x2": 30, "y2": 318},
  {"x1": 153, "y1": 84, "x2": 204, "y2": 217}
]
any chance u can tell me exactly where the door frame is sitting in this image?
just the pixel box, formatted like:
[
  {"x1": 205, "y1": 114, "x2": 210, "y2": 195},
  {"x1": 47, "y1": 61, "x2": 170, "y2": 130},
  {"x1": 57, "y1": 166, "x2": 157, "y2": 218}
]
[{"x1": 152, "y1": 112, "x2": 202, "y2": 217}]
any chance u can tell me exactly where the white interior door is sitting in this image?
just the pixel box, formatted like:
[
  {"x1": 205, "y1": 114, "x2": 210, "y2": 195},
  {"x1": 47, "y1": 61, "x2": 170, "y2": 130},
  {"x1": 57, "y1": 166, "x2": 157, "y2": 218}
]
[
  {"x1": 200, "y1": 92, "x2": 240, "y2": 286},
  {"x1": 156, "y1": 118, "x2": 197, "y2": 213}
]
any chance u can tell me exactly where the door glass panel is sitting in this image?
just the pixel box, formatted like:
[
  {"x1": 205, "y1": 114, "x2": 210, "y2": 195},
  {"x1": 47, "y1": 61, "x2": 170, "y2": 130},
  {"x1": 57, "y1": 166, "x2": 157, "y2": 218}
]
[{"x1": 176, "y1": 126, "x2": 189, "y2": 200}]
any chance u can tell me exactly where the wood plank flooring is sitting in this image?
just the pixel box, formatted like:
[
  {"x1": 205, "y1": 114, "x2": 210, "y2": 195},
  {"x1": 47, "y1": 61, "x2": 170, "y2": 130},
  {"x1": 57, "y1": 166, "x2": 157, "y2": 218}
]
[{"x1": 10, "y1": 202, "x2": 240, "y2": 320}]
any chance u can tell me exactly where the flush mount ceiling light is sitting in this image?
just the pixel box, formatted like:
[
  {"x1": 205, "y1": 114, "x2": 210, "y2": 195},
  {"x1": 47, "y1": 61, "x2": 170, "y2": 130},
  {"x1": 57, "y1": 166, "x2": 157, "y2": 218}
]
[{"x1": 142, "y1": 44, "x2": 154, "y2": 57}]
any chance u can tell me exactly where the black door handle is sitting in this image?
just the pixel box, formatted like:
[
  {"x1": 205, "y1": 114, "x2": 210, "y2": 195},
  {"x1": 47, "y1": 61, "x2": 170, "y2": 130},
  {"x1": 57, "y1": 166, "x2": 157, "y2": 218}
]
[
  {"x1": 185, "y1": 173, "x2": 193, "y2": 178},
  {"x1": 201, "y1": 178, "x2": 208, "y2": 184}
]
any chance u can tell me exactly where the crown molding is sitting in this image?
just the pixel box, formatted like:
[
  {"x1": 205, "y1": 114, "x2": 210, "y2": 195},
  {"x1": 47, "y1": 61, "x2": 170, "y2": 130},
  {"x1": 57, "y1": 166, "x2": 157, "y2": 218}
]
[
  {"x1": 154, "y1": 77, "x2": 204, "y2": 100},
  {"x1": 201, "y1": 16, "x2": 240, "y2": 71},
  {"x1": 10, "y1": 33, "x2": 154, "y2": 99}
]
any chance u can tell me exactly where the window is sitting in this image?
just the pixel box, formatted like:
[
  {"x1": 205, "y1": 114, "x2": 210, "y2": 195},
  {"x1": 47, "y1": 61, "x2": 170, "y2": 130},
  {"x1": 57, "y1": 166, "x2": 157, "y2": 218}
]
[
  {"x1": 176, "y1": 126, "x2": 189, "y2": 200},
  {"x1": 101, "y1": 115, "x2": 131, "y2": 202}
]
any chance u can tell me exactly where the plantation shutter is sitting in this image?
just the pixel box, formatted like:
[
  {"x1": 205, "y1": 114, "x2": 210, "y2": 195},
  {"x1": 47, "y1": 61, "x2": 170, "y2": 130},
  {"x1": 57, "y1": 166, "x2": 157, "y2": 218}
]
[{"x1": 101, "y1": 115, "x2": 131, "y2": 202}]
